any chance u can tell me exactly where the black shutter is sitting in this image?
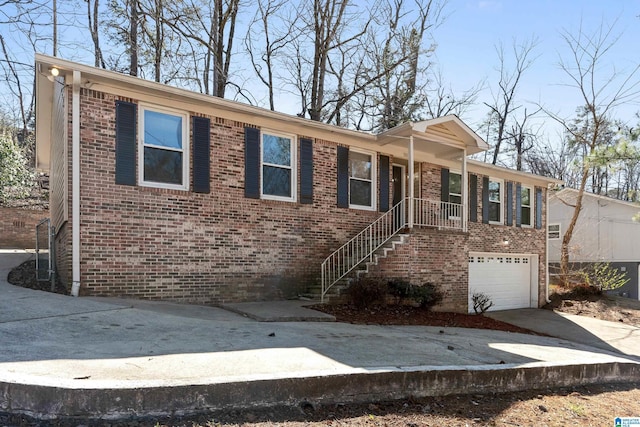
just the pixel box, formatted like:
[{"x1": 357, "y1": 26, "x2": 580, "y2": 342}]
[
  {"x1": 506, "y1": 181, "x2": 513, "y2": 226},
  {"x1": 379, "y1": 155, "x2": 390, "y2": 212},
  {"x1": 300, "y1": 138, "x2": 313, "y2": 204},
  {"x1": 244, "y1": 127, "x2": 260, "y2": 199},
  {"x1": 515, "y1": 183, "x2": 522, "y2": 227},
  {"x1": 535, "y1": 187, "x2": 543, "y2": 229},
  {"x1": 115, "y1": 101, "x2": 137, "y2": 186},
  {"x1": 192, "y1": 116, "x2": 210, "y2": 193},
  {"x1": 482, "y1": 176, "x2": 489, "y2": 224},
  {"x1": 440, "y1": 168, "x2": 450, "y2": 202},
  {"x1": 469, "y1": 174, "x2": 478, "y2": 222},
  {"x1": 337, "y1": 146, "x2": 349, "y2": 208}
]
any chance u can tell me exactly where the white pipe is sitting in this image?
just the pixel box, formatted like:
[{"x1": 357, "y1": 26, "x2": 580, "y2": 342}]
[
  {"x1": 545, "y1": 185, "x2": 551, "y2": 304},
  {"x1": 71, "y1": 70, "x2": 81, "y2": 297}
]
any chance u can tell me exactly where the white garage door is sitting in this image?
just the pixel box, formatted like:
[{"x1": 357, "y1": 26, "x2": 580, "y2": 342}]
[{"x1": 468, "y1": 253, "x2": 536, "y2": 313}]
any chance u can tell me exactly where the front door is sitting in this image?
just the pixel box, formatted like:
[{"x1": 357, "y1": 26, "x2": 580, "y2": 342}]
[{"x1": 392, "y1": 164, "x2": 405, "y2": 229}]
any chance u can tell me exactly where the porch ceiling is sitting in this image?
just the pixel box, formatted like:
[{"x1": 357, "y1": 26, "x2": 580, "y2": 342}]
[{"x1": 376, "y1": 115, "x2": 489, "y2": 160}]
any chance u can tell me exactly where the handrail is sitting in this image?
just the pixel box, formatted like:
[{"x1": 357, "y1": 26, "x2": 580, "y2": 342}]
[
  {"x1": 320, "y1": 198, "x2": 464, "y2": 302},
  {"x1": 321, "y1": 199, "x2": 407, "y2": 302}
]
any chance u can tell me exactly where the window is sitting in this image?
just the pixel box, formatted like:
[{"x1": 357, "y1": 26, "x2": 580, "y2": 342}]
[
  {"x1": 139, "y1": 105, "x2": 189, "y2": 190},
  {"x1": 521, "y1": 186, "x2": 533, "y2": 227},
  {"x1": 449, "y1": 172, "x2": 462, "y2": 205},
  {"x1": 261, "y1": 131, "x2": 296, "y2": 201},
  {"x1": 548, "y1": 223, "x2": 561, "y2": 240},
  {"x1": 488, "y1": 178, "x2": 503, "y2": 223},
  {"x1": 349, "y1": 150, "x2": 376, "y2": 209}
]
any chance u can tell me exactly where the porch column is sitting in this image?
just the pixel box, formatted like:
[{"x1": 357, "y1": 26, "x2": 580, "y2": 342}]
[
  {"x1": 461, "y1": 148, "x2": 468, "y2": 232},
  {"x1": 408, "y1": 135, "x2": 414, "y2": 228}
]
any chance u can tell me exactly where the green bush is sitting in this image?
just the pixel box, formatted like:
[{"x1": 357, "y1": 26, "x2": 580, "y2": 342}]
[
  {"x1": 347, "y1": 277, "x2": 387, "y2": 308},
  {"x1": 387, "y1": 279, "x2": 442, "y2": 309}
]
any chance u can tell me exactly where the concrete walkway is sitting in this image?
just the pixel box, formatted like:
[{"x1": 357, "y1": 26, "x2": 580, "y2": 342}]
[{"x1": 1, "y1": 250, "x2": 639, "y2": 421}]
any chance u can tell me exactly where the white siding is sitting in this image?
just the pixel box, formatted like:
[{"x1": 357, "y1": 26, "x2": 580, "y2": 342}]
[
  {"x1": 549, "y1": 190, "x2": 640, "y2": 262},
  {"x1": 50, "y1": 78, "x2": 68, "y2": 230}
]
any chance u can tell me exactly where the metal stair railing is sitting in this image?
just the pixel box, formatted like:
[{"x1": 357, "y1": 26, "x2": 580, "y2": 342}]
[{"x1": 321, "y1": 199, "x2": 407, "y2": 302}]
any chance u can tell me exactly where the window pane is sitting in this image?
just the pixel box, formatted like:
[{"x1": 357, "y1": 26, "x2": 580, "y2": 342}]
[
  {"x1": 144, "y1": 147, "x2": 183, "y2": 184},
  {"x1": 263, "y1": 165, "x2": 291, "y2": 197},
  {"x1": 144, "y1": 110, "x2": 182, "y2": 149},
  {"x1": 489, "y1": 180, "x2": 501, "y2": 202},
  {"x1": 522, "y1": 206, "x2": 531, "y2": 225},
  {"x1": 263, "y1": 134, "x2": 291, "y2": 166},
  {"x1": 489, "y1": 201, "x2": 500, "y2": 222},
  {"x1": 349, "y1": 151, "x2": 372, "y2": 180},
  {"x1": 450, "y1": 194, "x2": 462, "y2": 205},
  {"x1": 350, "y1": 179, "x2": 372, "y2": 206},
  {"x1": 449, "y1": 173, "x2": 461, "y2": 195},
  {"x1": 521, "y1": 187, "x2": 531, "y2": 206}
]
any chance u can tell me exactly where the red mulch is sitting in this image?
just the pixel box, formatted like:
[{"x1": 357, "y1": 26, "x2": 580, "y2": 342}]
[{"x1": 310, "y1": 304, "x2": 544, "y2": 335}]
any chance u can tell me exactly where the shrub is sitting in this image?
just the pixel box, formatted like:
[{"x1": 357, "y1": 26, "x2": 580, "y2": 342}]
[
  {"x1": 387, "y1": 279, "x2": 442, "y2": 309},
  {"x1": 582, "y1": 262, "x2": 629, "y2": 292},
  {"x1": 471, "y1": 291, "x2": 493, "y2": 314},
  {"x1": 410, "y1": 282, "x2": 443, "y2": 309},
  {"x1": 347, "y1": 277, "x2": 387, "y2": 308}
]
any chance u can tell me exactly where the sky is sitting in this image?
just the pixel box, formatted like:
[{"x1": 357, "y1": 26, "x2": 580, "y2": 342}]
[
  {"x1": 429, "y1": 0, "x2": 640, "y2": 139},
  {"x1": 1, "y1": 0, "x2": 639, "y2": 146}
]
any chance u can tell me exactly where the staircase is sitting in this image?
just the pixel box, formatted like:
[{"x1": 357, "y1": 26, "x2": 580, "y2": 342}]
[
  {"x1": 313, "y1": 197, "x2": 464, "y2": 303},
  {"x1": 303, "y1": 232, "x2": 409, "y2": 302}
]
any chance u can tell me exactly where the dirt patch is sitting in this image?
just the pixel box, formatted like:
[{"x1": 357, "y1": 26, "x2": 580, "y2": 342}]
[
  {"x1": 6, "y1": 260, "x2": 67, "y2": 294},
  {"x1": 311, "y1": 303, "x2": 543, "y2": 335},
  {"x1": 544, "y1": 285, "x2": 640, "y2": 327}
]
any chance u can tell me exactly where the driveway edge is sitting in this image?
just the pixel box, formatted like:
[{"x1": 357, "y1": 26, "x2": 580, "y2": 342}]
[{"x1": 2, "y1": 361, "x2": 639, "y2": 421}]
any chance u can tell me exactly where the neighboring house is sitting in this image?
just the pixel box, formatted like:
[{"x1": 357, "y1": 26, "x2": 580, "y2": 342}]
[
  {"x1": 34, "y1": 54, "x2": 560, "y2": 313},
  {"x1": 549, "y1": 188, "x2": 640, "y2": 299}
]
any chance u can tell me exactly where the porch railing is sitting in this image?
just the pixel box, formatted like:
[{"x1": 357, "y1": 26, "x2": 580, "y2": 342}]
[
  {"x1": 413, "y1": 198, "x2": 463, "y2": 230},
  {"x1": 320, "y1": 198, "x2": 463, "y2": 302}
]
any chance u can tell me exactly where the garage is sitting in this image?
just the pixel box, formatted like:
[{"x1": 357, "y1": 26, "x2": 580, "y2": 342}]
[{"x1": 468, "y1": 252, "x2": 538, "y2": 312}]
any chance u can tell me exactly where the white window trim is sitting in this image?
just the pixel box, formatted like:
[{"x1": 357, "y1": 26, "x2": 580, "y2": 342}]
[
  {"x1": 548, "y1": 223, "x2": 561, "y2": 240},
  {"x1": 138, "y1": 103, "x2": 190, "y2": 191},
  {"x1": 488, "y1": 177, "x2": 504, "y2": 225},
  {"x1": 520, "y1": 185, "x2": 533, "y2": 228},
  {"x1": 349, "y1": 148, "x2": 377, "y2": 211},
  {"x1": 448, "y1": 170, "x2": 462, "y2": 219},
  {"x1": 260, "y1": 129, "x2": 297, "y2": 203}
]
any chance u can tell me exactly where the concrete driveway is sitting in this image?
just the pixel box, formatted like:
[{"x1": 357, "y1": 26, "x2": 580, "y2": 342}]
[
  {"x1": 488, "y1": 308, "x2": 640, "y2": 359},
  {"x1": 1, "y1": 249, "x2": 639, "y2": 420}
]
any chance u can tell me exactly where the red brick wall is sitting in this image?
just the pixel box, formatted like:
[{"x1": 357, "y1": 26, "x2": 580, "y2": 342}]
[
  {"x1": 58, "y1": 88, "x2": 549, "y2": 307},
  {"x1": 73, "y1": 90, "x2": 384, "y2": 304},
  {"x1": 369, "y1": 228, "x2": 469, "y2": 312},
  {"x1": 372, "y1": 170, "x2": 548, "y2": 312},
  {"x1": 0, "y1": 207, "x2": 49, "y2": 249}
]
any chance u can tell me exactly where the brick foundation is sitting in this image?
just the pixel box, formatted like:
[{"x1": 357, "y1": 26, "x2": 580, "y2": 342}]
[{"x1": 0, "y1": 207, "x2": 49, "y2": 249}]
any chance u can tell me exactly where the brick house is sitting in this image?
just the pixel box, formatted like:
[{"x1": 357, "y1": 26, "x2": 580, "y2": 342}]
[{"x1": 35, "y1": 54, "x2": 560, "y2": 312}]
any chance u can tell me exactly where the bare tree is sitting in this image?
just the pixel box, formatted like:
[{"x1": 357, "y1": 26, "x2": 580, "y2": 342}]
[
  {"x1": 484, "y1": 37, "x2": 538, "y2": 165},
  {"x1": 422, "y1": 67, "x2": 483, "y2": 120},
  {"x1": 244, "y1": 0, "x2": 296, "y2": 110},
  {"x1": 544, "y1": 20, "x2": 640, "y2": 285},
  {"x1": 86, "y1": 0, "x2": 106, "y2": 68},
  {"x1": 506, "y1": 107, "x2": 541, "y2": 170}
]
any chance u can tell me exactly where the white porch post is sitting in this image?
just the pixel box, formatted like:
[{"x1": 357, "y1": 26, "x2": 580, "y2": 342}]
[
  {"x1": 408, "y1": 135, "x2": 415, "y2": 228},
  {"x1": 461, "y1": 148, "x2": 468, "y2": 232}
]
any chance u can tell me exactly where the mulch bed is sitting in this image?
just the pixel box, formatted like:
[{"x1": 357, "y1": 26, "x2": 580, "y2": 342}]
[
  {"x1": 310, "y1": 304, "x2": 543, "y2": 335},
  {"x1": 6, "y1": 260, "x2": 68, "y2": 294}
]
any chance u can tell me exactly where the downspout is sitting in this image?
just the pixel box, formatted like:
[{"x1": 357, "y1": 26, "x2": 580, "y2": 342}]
[
  {"x1": 545, "y1": 185, "x2": 551, "y2": 304},
  {"x1": 71, "y1": 70, "x2": 81, "y2": 297}
]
